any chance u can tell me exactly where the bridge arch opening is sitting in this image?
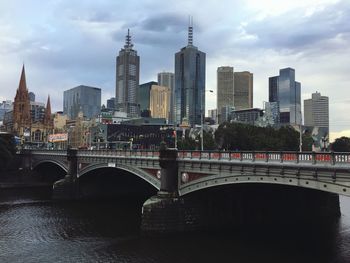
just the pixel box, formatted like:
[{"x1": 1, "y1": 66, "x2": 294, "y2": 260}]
[
  {"x1": 32, "y1": 161, "x2": 67, "y2": 183},
  {"x1": 180, "y1": 183, "x2": 340, "y2": 229},
  {"x1": 77, "y1": 167, "x2": 158, "y2": 200}
]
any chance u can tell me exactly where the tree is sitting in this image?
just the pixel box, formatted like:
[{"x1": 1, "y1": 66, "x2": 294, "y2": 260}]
[
  {"x1": 331, "y1": 137, "x2": 350, "y2": 152},
  {"x1": 214, "y1": 122, "x2": 303, "y2": 151},
  {"x1": 0, "y1": 134, "x2": 16, "y2": 171}
]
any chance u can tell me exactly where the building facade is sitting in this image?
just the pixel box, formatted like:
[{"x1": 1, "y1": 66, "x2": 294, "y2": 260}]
[
  {"x1": 269, "y1": 68, "x2": 301, "y2": 126},
  {"x1": 150, "y1": 85, "x2": 171, "y2": 120},
  {"x1": 138, "y1": 81, "x2": 158, "y2": 116},
  {"x1": 217, "y1": 66, "x2": 234, "y2": 124},
  {"x1": 175, "y1": 20, "x2": 206, "y2": 127},
  {"x1": 115, "y1": 29, "x2": 140, "y2": 117},
  {"x1": 304, "y1": 92, "x2": 329, "y2": 131},
  {"x1": 63, "y1": 85, "x2": 101, "y2": 120},
  {"x1": 231, "y1": 108, "x2": 264, "y2": 126},
  {"x1": 234, "y1": 71, "x2": 253, "y2": 110},
  {"x1": 158, "y1": 72, "x2": 175, "y2": 123}
]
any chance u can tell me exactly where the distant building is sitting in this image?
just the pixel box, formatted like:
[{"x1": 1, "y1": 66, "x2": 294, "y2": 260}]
[
  {"x1": 63, "y1": 85, "x2": 101, "y2": 120},
  {"x1": 0, "y1": 100, "x2": 13, "y2": 121},
  {"x1": 234, "y1": 71, "x2": 253, "y2": 110},
  {"x1": 30, "y1": 101, "x2": 45, "y2": 123},
  {"x1": 231, "y1": 108, "x2": 264, "y2": 126},
  {"x1": 175, "y1": 18, "x2": 206, "y2": 127},
  {"x1": 304, "y1": 92, "x2": 329, "y2": 130},
  {"x1": 208, "y1": 109, "x2": 218, "y2": 124},
  {"x1": 304, "y1": 92, "x2": 329, "y2": 150},
  {"x1": 138, "y1": 81, "x2": 158, "y2": 114},
  {"x1": 115, "y1": 29, "x2": 140, "y2": 117},
  {"x1": 106, "y1": 97, "x2": 115, "y2": 111},
  {"x1": 158, "y1": 72, "x2": 175, "y2": 123},
  {"x1": 29, "y1": 92, "x2": 35, "y2": 102},
  {"x1": 150, "y1": 85, "x2": 171, "y2": 120},
  {"x1": 217, "y1": 66, "x2": 234, "y2": 124},
  {"x1": 220, "y1": 105, "x2": 235, "y2": 123},
  {"x1": 264, "y1": 101, "x2": 280, "y2": 126},
  {"x1": 269, "y1": 68, "x2": 301, "y2": 126}
]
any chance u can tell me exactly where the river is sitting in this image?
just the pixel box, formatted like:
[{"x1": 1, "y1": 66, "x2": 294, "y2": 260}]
[{"x1": 0, "y1": 188, "x2": 350, "y2": 263}]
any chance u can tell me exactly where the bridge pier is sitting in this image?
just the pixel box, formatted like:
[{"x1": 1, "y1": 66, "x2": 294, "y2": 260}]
[
  {"x1": 52, "y1": 148, "x2": 78, "y2": 200},
  {"x1": 141, "y1": 148, "x2": 206, "y2": 234}
]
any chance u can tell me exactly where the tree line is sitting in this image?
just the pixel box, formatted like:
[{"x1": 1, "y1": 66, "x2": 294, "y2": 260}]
[{"x1": 177, "y1": 122, "x2": 350, "y2": 152}]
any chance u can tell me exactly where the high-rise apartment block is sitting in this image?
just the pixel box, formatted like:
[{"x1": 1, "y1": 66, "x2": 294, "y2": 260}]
[
  {"x1": 175, "y1": 19, "x2": 206, "y2": 127},
  {"x1": 63, "y1": 85, "x2": 101, "y2": 120},
  {"x1": 115, "y1": 29, "x2": 140, "y2": 117},
  {"x1": 158, "y1": 72, "x2": 175, "y2": 123},
  {"x1": 269, "y1": 68, "x2": 301, "y2": 126},
  {"x1": 234, "y1": 71, "x2": 253, "y2": 110},
  {"x1": 304, "y1": 92, "x2": 329, "y2": 130}
]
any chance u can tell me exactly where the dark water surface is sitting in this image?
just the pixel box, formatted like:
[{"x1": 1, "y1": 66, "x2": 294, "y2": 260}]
[{"x1": 1, "y1": 189, "x2": 350, "y2": 263}]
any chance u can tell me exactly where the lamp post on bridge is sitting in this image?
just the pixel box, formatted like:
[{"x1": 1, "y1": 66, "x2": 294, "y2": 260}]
[{"x1": 201, "y1": 89, "x2": 213, "y2": 151}]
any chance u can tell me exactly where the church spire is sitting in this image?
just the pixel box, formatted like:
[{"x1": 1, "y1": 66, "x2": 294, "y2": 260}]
[
  {"x1": 188, "y1": 16, "x2": 193, "y2": 46},
  {"x1": 18, "y1": 64, "x2": 28, "y2": 92},
  {"x1": 44, "y1": 95, "x2": 52, "y2": 126}
]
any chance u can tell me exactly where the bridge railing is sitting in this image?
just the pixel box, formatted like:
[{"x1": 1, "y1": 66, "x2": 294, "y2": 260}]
[
  {"x1": 76, "y1": 149, "x2": 160, "y2": 158},
  {"x1": 177, "y1": 150, "x2": 350, "y2": 166}
]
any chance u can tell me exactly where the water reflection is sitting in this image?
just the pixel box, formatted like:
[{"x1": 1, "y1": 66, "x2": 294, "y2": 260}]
[{"x1": 0, "y1": 192, "x2": 350, "y2": 263}]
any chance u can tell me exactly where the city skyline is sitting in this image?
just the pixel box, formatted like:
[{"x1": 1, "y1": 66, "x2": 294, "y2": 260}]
[{"x1": 0, "y1": 0, "x2": 349, "y2": 140}]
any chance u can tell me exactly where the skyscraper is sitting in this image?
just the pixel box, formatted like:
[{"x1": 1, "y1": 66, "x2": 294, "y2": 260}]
[
  {"x1": 304, "y1": 92, "x2": 329, "y2": 130},
  {"x1": 269, "y1": 68, "x2": 301, "y2": 126},
  {"x1": 158, "y1": 72, "x2": 175, "y2": 123},
  {"x1": 115, "y1": 29, "x2": 140, "y2": 117},
  {"x1": 217, "y1": 66, "x2": 234, "y2": 123},
  {"x1": 150, "y1": 85, "x2": 171, "y2": 120},
  {"x1": 63, "y1": 85, "x2": 101, "y2": 120},
  {"x1": 175, "y1": 18, "x2": 206, "y2": 127},
  {"x1": 234, "y1": 71, "x2": 253, "y2": 110}
]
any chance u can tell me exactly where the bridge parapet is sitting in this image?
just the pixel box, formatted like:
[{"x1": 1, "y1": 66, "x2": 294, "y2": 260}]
[{"x1": 177, "y1": 150, "x2": 350, "y2": 167}]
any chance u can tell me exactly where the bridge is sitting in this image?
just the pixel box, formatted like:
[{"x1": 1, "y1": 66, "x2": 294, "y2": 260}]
[
  {"x1": 22, "y1": 148, "x2": 350, "y2": 196},
  {"x1": 20, "y1": 148, "x2": 350, "y2": 234}
]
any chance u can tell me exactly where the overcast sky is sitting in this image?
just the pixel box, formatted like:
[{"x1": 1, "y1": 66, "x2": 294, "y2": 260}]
[{"x1": 0, "y1": 0, "x2": 349, "y2": 140}]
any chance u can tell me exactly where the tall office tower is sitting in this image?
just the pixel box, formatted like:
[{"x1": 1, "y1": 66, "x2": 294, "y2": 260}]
[
  {"x1": 217, "y1": 66, "x2": 234, "y2": 124},
  {"x1": 268, "y1": 68, "x2": 301, "y2": 126},
  {"x1": 150, "y1": 85, "x2": 171, "y2": 120},
  {"x1": 158, "y1": 72, "x2": 175, "y2": 123},
  {"x1": 115, "y1": 29, "x2": 140, "y2": 117},
  {"x1": 175, "y1": 18, "x2": 206, "y2": 127},
  {"x1": 63, "y1": 85, "x2": 101, "y2": 120},
  {"x1": 304, "y1": 92, "x2": 329, "y2": 130},
  {"x1": 234, "y1": 71, "x2": 253, "y2": 110}
]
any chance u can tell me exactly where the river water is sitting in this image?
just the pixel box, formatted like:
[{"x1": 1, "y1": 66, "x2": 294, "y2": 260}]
[{"x1": 1, "y1": 189, "x2": 350, "y2": 263}]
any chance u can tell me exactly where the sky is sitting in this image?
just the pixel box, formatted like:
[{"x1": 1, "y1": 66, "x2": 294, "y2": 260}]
[{"x1": 0, "y1": 0, "x2": 349, "y2": 140}]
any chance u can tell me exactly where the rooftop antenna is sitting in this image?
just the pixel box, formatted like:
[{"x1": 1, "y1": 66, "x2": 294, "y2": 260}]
[
  {"x1": 124, "y1": 29, "x2": 133, "y2": 49},
  {"x1": 188, "y1": 16, "x2": 193, "y2": 46}
]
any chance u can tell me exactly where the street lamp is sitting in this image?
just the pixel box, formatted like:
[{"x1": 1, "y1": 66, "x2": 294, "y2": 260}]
[{"x1": 201, "y1": 89, "x2": 213, "y2": 151}]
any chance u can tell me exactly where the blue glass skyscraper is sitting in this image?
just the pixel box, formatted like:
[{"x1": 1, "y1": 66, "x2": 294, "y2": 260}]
[
  {"x1": 174, "y1": 19, "x2": 206, "y2": 127},
  {"x1": 269, "y1": 68, "x2": 301, "y2": 126}
]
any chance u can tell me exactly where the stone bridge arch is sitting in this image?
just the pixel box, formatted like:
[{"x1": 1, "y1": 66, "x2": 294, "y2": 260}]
[
  {"x1": 32, "y1": 159, "x2": 68, "y2": 174},
  {"x1": 78, "y1": 163, "x2": 160, "y2": 190}
]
